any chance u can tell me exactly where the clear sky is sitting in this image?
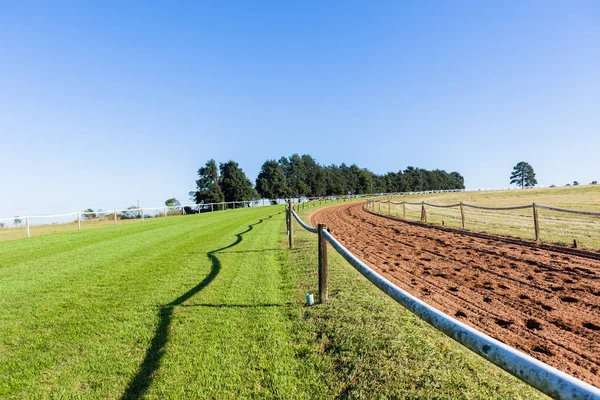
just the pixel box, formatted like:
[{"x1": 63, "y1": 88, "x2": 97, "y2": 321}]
[{"x1": 1, "y1": 0, "x2": 599, "y2": 217}]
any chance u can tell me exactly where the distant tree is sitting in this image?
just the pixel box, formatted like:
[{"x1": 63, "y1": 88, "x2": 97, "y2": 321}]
[
  {"x1": 256, "y1": 160, "x2": 289, "y2": 203},
  {"x1": 302, "y1": 154, "x2": 327, "y2": 197},
  {"x1": 592, "y1": 181, "x2": 598, "y2": 185},
  {"x1": 81, "y1": 208, "x2": 96, "y2": 220},
  {"x1": 165, "y1": 198, "x2": 180, "y2": 207},
  {"x1": 120, "y1": 206, "x2": 140, "y2": 219},
  {"x1": 573, "y1": 181, "x2": 579, "y2": 186},
  {"x1": 549, "y1": 185, "x2": 556, "y2": 188},
  {"x1": 280, "y1": 154, "x2": 308, "y2": 197},
  {"x1": 565, "y1": 183, "x2": 571, "y2": 186},
  {"x1": 192, "y1": 159, "x2": 225, "y2": 205},
  {"x1": 219, "y1": 160, "x2": 258, "y2": 204},
  {"x1": 14, "y1": 217, "x2": 22, "y2": 226},
  {"x1": 510, "y1": 161, "x2": 537, "y2": 188},
  {"x1": 0, "y1": 222, "x2": 5, "y2": 228}
]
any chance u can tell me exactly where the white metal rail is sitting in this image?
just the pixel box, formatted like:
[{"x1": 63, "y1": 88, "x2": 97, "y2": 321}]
[{"x1": 289, "y1": 207, "x2": 600, "y2": 400}]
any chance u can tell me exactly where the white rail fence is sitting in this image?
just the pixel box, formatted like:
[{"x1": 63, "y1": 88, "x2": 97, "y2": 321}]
[
  {"x1": 286, "y1": 203, "x2": 600, "y2": 400},
  {"x1": 0, "y1": 189, "x2": 468, "y2": 240},
  {"x1": 1, "y1": 186, "x2": 561, "y2": 240}
]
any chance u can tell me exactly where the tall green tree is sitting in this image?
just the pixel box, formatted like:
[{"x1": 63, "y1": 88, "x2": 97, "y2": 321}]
[
  {"x1": 256, "y1": 160, "x2": 289, "y2": 202},
  {"x1": 281, "y1": 154, "x2": 308, "y2": 197},
  {"x1": 219, "y1": 160, "x2": 258, "y2": 203},
  {"x1": 510, "y1": 161, "x2": 537, "y2": 188},
  {"x1": 192, "y1": 159, "x2": 225, "y2": 204},
  {"x1": 165, "y1": 198, "x2": 180, "y2": 206}
]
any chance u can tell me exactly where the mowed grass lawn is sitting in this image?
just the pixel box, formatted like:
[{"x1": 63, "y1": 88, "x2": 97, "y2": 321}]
[{"x1": 0, "y1": 203, "x2": 545, "y2": 399}]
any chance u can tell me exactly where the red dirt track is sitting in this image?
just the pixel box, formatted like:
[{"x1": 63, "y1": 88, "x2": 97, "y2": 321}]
[{"x1": 311, "y1": 202, "x2": 600, "y2": 387}]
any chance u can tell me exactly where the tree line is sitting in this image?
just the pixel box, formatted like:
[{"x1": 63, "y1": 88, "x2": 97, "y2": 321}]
[{"x1": 191, "y1": 154, "x2": 465, "y2": 205}]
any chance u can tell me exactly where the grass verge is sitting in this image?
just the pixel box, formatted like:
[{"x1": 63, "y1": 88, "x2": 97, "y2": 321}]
[{"x1": 0, "y1": 201, "x2": 547, "y2": 398}]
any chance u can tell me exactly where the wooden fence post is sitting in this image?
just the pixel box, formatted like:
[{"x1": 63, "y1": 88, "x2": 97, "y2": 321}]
[
  {"x1": 114, "y1": 209, "x2": 117, "y2": 225},
  {"x1": 403, "y1": 202, "x2": 406, "y2": 219},
  {"x1": 78, "y1": 212, "x2": 81, "y2": 231},
  {"x1": 318, "y1": 223, "x2": 328, "y2": 303},
  {"x1": 26, "y1": 216, "x2": 30, "y2": 238},
  {"x1": 388, "y1": 200, "x2": 391, "y2": 215},
  {"x1": 460, "y1": 202, "x2": 465, "y2": 229},
  {"x1": 421, "y1": 202, "x2": 427, "y2": 223},
  {"x1": 285, "y1": 202, "x2": 290, "y2": 233},
  {"x1": 288, "y1": 200, "x2": 294, "y2": 248},
  {"x1": 533, "y1": 202, "x2": 540, "y2": 242},
  {"x1": 378, "y1": 202, "x2": 381, "y2": 213},
  {"x1": 141, "y1": 208, "x2": 144, "y2": 221}
]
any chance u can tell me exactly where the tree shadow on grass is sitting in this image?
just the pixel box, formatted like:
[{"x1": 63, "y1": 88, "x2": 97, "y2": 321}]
[{"x1": 120, "y1": 214, "x2": 276, "y2": 400}]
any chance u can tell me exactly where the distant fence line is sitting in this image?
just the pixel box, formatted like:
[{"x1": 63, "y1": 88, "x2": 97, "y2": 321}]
[
  {"x1": 366, "y1": 198, "x2": 600, "y2": 244},
  {"x1": 1, "y1": 189, "x2": 470, "y2": 239},
  {"x1": 286, "y1": 202, "x2": 600, "y2": 399}
]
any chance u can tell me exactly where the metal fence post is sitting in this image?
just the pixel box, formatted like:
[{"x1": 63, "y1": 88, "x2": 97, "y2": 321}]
[
  {"x1": 318, "y1": 223, "x2": 328, "y2": 303},
  {"x1": 533, "y1": 202, "x2": 540, "y2": 241}
]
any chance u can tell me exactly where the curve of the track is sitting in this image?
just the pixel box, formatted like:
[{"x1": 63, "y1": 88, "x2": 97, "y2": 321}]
[{"x1": 311, "y1": 202, "x2": 600, "y2": 387}]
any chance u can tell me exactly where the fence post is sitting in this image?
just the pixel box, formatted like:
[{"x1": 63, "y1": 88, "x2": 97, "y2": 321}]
[
  {"x1": 378, "y1": 202, "x2": 381, "y2": 213},
  {"x1": 388, "y1": 200, "x2": 391, "y2": 215},
  {"x1": 403, "y1": 202, "x2": 406, "y2": 218},
  {"x1": 164, "y1": 206, "x2": 167, "y2": 217},
  {"x1": 318, "y1": 223, "x2": 328, "y2": 303},
  {"x1": 285, "y1": 202, "x2": 290, "y2": 234},
  {"x1": 460, "y1": 202, "x2": 465, "y2": 229},
  {"x1": 288, "y1": 200, "x2": 294, "y2": 248},
  {"x1": 533, "y1": 202, "x2": 540, "y2": 242},
  {"x1": 141, "y1": 208, "x2": 144, "y2": 221},
  {"x1": 26, "y1": 216, "x2": 30, "y2": 238},
  {"x1": 114, "y1": 209, "x2": 117, "y2": 225},
  {"x1": 78, "y1": 212, "x2": 81, "y2": 231},
  {"x1": 211, "y1": 203, "x2": 214, "y2": 212},
  {"x1": 421, "y1": 202, "x2": 427, "y2": 223}
]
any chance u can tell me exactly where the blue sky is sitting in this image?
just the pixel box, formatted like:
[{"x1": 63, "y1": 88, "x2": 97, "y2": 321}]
[{"x1": 1, "y1": 0, "x2": 599, "y2": 217}]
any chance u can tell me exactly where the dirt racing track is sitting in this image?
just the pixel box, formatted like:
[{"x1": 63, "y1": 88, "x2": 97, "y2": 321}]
[{"x1": 311, "y1": 202, "x2": 600, "y2": 387}]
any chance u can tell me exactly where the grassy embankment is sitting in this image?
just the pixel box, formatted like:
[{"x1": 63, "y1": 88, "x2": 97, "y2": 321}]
[
  {"x1": 0, "y1": 201, "x2": 545, "y2": 398},
  {"x1": 375, "y1": 185, "x2": 600, "y2": 249}
]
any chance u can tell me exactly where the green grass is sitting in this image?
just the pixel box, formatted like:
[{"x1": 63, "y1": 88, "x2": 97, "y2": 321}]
[
  {"x1": 0, "y1": 202, "x2": 546, "y2": 398},
  {"x1": 374, "y1": 185, "x2": 600, "y2": 249}
]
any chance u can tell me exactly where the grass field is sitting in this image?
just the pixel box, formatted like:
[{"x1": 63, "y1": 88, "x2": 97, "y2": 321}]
[
  {"x1": 0, "y1": 202, "x2": 546, "y2": 398},
  {"x1": 377, "y1": 185, "x2": 600, "y2": 249}
]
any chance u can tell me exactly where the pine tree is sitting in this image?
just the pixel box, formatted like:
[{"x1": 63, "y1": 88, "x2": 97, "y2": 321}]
[
  {"x1": 510, "y1": 161, "x2": 537, "y2": 188},
  {"x1": 192, "y1": 159, "x2": 225, "y2": 204}
]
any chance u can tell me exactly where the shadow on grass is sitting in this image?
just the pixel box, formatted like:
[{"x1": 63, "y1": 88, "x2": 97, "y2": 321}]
[
  {"x1": 180, "y1": 302, "x2": 290, "y2": 309},
  {"x1": 120, "y1": 214, "x2": 275, "y2": 400}
]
